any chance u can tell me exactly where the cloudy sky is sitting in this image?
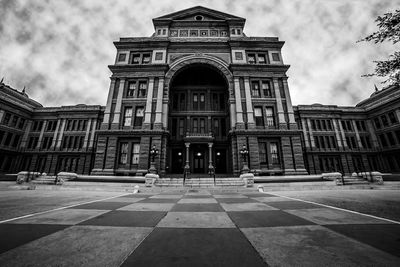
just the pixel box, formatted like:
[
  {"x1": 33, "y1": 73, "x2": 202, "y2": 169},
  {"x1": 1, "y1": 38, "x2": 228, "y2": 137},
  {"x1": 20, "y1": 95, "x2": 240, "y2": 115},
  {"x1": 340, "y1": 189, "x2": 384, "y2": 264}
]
[{"x1": 0, "y1": 0, "x2": 398, "y2": 107}]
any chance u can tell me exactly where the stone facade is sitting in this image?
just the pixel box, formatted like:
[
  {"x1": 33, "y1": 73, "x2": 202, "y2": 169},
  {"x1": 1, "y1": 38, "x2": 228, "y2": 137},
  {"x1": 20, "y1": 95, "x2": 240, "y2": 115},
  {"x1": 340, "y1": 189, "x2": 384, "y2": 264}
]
[{"x1": 1, "y1": 6, "x2": 399, "y2": 177}]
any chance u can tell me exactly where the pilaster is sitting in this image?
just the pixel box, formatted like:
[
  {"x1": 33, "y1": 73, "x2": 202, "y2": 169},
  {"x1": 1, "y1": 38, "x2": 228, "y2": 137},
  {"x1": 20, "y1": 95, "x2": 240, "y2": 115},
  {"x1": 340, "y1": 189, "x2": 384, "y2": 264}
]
[
  {"x1": 233, "y1": 77, "x2": 244, "y2": 129},
  {"x1": 111, "y1": 78, "x2": 125, "y2": 127},
  {"x1": 102, "y1": 78, "x2": 116, "y2": 126},
  {"x1": 154, "y1": 78, "x2": 164, "y2": 129},
  {"x1": 243, "y1": 77, "x2": 255, "y2": 128},
  {"x1": 273, "y1": 78, "x2": 286, "y2": 129},
  {"x1": 282, "y1": 79, "x2": 296, "y2": 129},
  {"x1": 143, "y1": 77, "x2": 155, "y2": 128}
]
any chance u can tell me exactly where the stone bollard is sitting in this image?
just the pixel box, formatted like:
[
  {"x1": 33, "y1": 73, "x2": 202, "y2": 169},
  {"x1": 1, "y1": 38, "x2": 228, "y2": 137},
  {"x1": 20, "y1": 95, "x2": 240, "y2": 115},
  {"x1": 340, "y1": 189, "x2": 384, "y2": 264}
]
[
  {"x1": 371, "y1": 172, "x2": 384, "y2": 185},
  {"x1": 240, "y1": 172, "x2": 254, "y2": 187},
  {"x1": 145, "y1": 173, "x2": 158, "y2": 187}
]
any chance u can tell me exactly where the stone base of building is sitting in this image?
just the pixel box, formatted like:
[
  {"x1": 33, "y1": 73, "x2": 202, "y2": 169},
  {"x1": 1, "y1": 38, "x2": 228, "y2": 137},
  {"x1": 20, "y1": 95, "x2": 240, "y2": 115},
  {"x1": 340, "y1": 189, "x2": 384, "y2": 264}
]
[{"x1": 91, "y1": 168, "x2": 116, "y2": 176}]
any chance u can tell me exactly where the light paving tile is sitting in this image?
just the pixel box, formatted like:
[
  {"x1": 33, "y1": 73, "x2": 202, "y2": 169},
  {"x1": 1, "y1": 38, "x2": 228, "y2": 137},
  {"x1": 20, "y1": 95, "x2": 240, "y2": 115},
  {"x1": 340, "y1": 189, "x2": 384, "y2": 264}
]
[
  {"x1": 0, "y1": 225, "x2": 153, "y2": 267},
  {"x1": 286, "y1": 208, "x2": 391, "y2": 225},
  {"x1": 149, "y1": 195, "x2": 182, "y2": 199},
  {"x1": 157, "y1": 212, "x2": 236, "y2": 228},
  {"x1": 98, "y1": 197, "x2": 146, "y2": 203},
  {"x1": 242, "y1": 225, "x2": 400, "y2": 267},
  {"x1": 178, "y1": 198, "x2": 218, "y2": 204},
  {"x1": 118, "y1": 203, "x2": 175, "y2": 211},
  {"x1": 220, "y1": 202, "x2": 277, "y2": 212},
  {"x1": 11, "y1": 209, "x2": 109, "y2": 225},
  {"x1": 252, "y1": 196, "x2": 292, "y2": 203}
]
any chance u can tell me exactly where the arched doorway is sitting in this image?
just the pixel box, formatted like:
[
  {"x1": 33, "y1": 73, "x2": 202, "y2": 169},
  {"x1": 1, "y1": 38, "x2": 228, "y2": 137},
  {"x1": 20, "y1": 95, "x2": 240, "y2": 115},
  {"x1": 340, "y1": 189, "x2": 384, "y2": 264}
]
[{"x1": 167, "y1": 63, "x2": 231, "y2": 175}]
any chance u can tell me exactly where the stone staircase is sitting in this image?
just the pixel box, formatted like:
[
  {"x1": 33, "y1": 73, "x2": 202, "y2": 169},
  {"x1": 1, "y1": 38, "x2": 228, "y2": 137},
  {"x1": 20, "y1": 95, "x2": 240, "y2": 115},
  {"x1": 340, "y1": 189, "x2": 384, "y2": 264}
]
[
  {"x1": 337, "y1": 176, "x2": 369, "y2": 186},
  {"x1": 154, "y1": 177, "x2": 245, "y2": 187}
]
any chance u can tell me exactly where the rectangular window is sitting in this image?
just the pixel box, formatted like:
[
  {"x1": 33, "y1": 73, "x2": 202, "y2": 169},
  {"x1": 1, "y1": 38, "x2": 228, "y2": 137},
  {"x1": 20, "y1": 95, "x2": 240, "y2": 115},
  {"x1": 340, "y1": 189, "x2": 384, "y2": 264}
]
[
  {"x1": 374, "y1": 118, "x2": 381, "y2": 129},
  {"x1": 200, "y1": 118, "x2": 206, "y2": 133},
  {"x1": 272, "y1": 52, "x2": 280, "y2": 61},
  {"x1": 251, "y1": 81, "x2": 260, "y2": 97},
  {"x1": 131, "y1": 143, "x2": 140, "y2": 164},
  {"x1": 4, "y1": 133, "x2": 12, "y2": 146},
  {"x1": 247, "y1": 53, "x2": 256, "y2": 64},
  {"x1": 387, "y1": 132, "x2": 396, "y2": 146},
  {"x1": 18, "y1": 118, "x2": 25, "y2": 129},
  {"x1": 180, "y1": 93, "x2": 186, "y2": 110},
  {"x1": 388, "y1": 112, "x2": 397, "y2": 124},
  {"x1": 257, "y1": 54, "x2": 267, "y2": 64},
  {"x1": 259, "y1": 142, "x2": 267, "y2": 164},
  {"x1": 193, "y1": 118, "x2": 198, "y2": 133},
  {"x1": 138, "y1": 81, "x2": 147, "y2": 97},
  {"x1": 127, "y1": 81, "x2": 136, "y2": 97},
  {"x1": 155, "y1": 52, "x2": 163, "y2": 61},
  {"x1": 254, "y1": 107, "x2": 264, "y2": 126},
  {"x1": 179, "y1": 118, "x2": 185, "y2": 137},
  {"x1": 199, "y1": 93, "x2": 205, "y2": 110},
  {"x1": 381, "y1": 115, "x2": 388, "y2": 127},
  {"x1": 2, "y1": 113, "x2": 11, "y2": 125},
  {"x1": 131, "y1": 54, "x2": 140, "y2": 64},
  {"x1": 118, "y1": 53, "x2": 126, "y2": 62},
  {"x1": 123, "y1": 107, "x2": 133, "y2": 126},
  {"x1": 213, "y1": 119, "x2": 220, "y2": 137},
  {"x1": 270, "y1": 142, "x2": 279, "y2": 164},
  {"x1": 235, "y1": 52, "x2": 243, "y2": 60},
  {"x1": 119, "y1": 143, "x2": 128, "y2": 164},
  {"x1": 11, "y1": 135, "x2": 20, "y2": 148},
  {"x1": 142, "y1": 53, "x2": 151, "y2": 64},
  {"x1": 193, "y1": 93, "x2": 198, "y2": 110},
  {"x1": 134, "y1": 107, "x2": 144, "y2": 127},
  {"x1": 261, "y1": 81, "x2": 272, "y2": 97},
  {"x1": 265, "y1": 107, "x2": 275, "y2": 127},
  {"x1": 172, "y1": 93, "x2": 179, "y2": 110},
  {"x1": 10, "y1": 116, "x2": 18, "y2": 127}
]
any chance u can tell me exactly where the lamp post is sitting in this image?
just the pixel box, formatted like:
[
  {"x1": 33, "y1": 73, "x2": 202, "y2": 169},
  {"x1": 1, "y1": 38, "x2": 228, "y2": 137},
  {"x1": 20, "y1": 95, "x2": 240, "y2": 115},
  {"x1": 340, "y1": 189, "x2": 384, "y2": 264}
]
[
  {"x1": 148, "y1": 145, "x2": 159, "y2": 174},
  {"x1": 239, "y1": 144, "x2": 250, "y2": 174}
]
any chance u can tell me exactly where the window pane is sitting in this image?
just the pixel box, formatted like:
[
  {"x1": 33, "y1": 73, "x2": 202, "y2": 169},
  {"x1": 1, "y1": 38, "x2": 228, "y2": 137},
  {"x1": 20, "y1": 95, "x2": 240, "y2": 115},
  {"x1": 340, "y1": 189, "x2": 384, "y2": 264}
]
[
  {"x1": 124, "y1": 107, "x2": 132, "y2": 126},
  {"x1": 131, "y1": 143, "x2": 140, "y2": 164},
  {"x1": 119, "y1": 143, "x2": 128, "y2": 164}
]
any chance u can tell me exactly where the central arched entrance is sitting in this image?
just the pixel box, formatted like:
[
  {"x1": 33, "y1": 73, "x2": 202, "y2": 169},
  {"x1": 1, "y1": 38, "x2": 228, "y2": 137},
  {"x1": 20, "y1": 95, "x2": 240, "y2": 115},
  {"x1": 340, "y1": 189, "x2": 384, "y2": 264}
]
[{"x1": 167, "y1": 63, "x2": 231, "y2": 175}]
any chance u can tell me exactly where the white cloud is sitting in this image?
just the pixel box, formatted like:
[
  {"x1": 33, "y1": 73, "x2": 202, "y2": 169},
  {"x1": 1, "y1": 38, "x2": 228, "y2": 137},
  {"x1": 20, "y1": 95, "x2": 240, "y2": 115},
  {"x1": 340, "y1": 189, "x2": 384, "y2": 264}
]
[{"x1": 0, "y1": 0, "x2": 398, "y2": 106}]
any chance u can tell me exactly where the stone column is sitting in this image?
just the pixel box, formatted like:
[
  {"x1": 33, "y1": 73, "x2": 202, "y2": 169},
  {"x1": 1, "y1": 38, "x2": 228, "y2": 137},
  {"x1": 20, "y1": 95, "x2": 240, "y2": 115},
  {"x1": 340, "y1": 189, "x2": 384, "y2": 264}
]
[
  {"x1": 143, "y1": 77, "x2": 155, "y2": 128},
  {"x1": 0, "y1": 110, "x2": 4, "y2": 122},
  {"x1": 185, "y1": 142, "x2": 190, "y2": 172},
  {"x1": 233, "y1": 77, "x2": 244, "y2": 128},
  {"x1": 50, "y1": 119, "x2": 61, "y2": 149},
  {"x1": 82, "y1": 119, "x2": 93, "y2": 149},
  {"x1": 36, "y1": 121, "x2": 47, "y2": 149},
  {"x1": 338, "y1": 120, "x2": 348, "y2": 148},
  {"x1": 306, "y1": 118, "x2": 316, "y2": 148},
  {"x1": 88, "y1": 119, "x2": 98, "y2": 148},
  {"x1": 56, "y1": 119, "x2": 66, "y2": 149},
  {"x1": 154, "y1": 78, "x2": 164, "y2": 129},
  {"x1": 162, "y1": 99, "x2": 168, "y2": 128},
  {"x1": 102, "y1": 78, "x2": 116, "y2": 125},
  {"x1": 229, "y1": 100, "x2": 237, "y2": 129},
  {"x1": 333, "y1": 119, "x2": 343, "y2": 148},
  {"x1": 19, "y1": 120, "x2": 32, "y2": 148},
  {"x1": 352, "y1": 120, "x2": 363, "y2": 148},
  {"x1": 208, "y1": 142, "x2": 213, "y2": 171},
  {"x1": 112, "y1": 78, "x2": 125, "y2": 126},
  {"x1": 243, "y1": 77, "x2": 255, "y2": 128},
  {"x1": 273, "y1": 78, "x2": 286, "y2": 129},
  {"x1": 282, "y1": 79, "x2": 296, "y2": 128},
  {"x1": 395, "y1": 109, "x2": 400, "y2": 122},
  {"x1": 366, "y1": 120, "x2": 379, "y2": 148},
  {"x1": 301, "y1": 118, "x2": 310, "y2": 148}
]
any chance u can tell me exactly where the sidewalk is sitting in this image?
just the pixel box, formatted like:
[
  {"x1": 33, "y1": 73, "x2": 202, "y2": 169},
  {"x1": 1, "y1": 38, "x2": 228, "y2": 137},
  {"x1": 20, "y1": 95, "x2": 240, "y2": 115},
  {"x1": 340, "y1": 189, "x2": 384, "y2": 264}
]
[{"x1": 0, "y1": 188, "x2": 399, "y2": 266}]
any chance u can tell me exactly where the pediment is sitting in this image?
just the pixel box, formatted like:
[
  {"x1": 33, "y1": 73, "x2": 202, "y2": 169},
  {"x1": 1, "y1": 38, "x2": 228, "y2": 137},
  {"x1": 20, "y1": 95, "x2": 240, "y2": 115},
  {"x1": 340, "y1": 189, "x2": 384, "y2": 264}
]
[{"x1": 154, "y1": 6, "x2": 244, "y2": 22}]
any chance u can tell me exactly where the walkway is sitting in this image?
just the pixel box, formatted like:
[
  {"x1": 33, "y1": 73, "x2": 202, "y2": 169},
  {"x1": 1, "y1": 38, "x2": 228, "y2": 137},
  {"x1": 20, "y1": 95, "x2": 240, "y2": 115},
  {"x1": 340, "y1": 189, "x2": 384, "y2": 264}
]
[{"x1": 0, "y1": 189, "x2": 399, "y2": 266}]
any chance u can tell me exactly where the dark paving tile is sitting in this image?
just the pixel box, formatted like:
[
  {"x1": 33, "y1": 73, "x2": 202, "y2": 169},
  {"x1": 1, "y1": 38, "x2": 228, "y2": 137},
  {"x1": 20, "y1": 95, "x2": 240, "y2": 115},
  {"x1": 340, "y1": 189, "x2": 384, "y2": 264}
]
[
  {"x1": 325, "y1": 224, "x2": 400, "y2": 258},
  {"x1": 79, "y1": 210, "x2": 166, "y2": 227},
  {"x1": 119, "y1": 194, "x2": 155, "y2": 198},
  {"x1": 137, "y1": 198, "x2": 180, "y2": 203},
  {"x1": 242, "y1": 193, "x2": 275, "y2": 197},
  {"x1": 70, "y1": 201, "x2": 131, "y2": 210},
  {"x1": 217, "y1": 198, "x2": 257, "y2": 203},
  {"x1": 228, "y1": 210, "x2": 315, "y2": 228},
  {"x1": 265, "y1": 201, "x2": 320, "y2": 210},
  {"x1": 0, "y1": 224, "x2": 69, "y2": 254},
  {"x1": 170, "y1": 204, "x2": 224, "y2": 212},
  {"x1": 121, "y1": 228, "x2": 267, "y2": 267},
  {"x1": 182, "y1": 195, "x2": 215, "y2": 199}
]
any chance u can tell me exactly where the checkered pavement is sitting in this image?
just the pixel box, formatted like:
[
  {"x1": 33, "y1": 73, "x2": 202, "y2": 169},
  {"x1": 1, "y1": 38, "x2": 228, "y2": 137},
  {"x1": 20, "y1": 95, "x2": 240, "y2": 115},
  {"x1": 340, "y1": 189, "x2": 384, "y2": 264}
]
[{"x1": 0, "y1": 189, "x2": 399, "y2": 266}]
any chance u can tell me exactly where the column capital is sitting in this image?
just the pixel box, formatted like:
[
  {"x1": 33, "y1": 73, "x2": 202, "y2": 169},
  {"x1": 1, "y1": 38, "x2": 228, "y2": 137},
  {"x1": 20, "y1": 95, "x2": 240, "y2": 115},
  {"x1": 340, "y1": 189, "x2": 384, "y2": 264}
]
[
  {"x1": 185, "y1": 142, "x2": 190, "y2": 148},
  {"x1": 208, "y1": 142, "x2": 213, "y2": 147}
]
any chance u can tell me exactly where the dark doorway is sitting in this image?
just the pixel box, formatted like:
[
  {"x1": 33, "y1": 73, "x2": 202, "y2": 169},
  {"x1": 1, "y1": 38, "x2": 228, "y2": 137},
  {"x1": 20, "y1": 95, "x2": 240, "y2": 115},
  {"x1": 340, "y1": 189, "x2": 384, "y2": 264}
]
[
  {"x1": 192, "y1": 144, "x2": 206, "y2": 173},
  {"x1": 215, "y1": 149, "x2": 227, "y2": 173},
  {"x1": 171, "y1": 149, "x2": 184, "y2": 173}
]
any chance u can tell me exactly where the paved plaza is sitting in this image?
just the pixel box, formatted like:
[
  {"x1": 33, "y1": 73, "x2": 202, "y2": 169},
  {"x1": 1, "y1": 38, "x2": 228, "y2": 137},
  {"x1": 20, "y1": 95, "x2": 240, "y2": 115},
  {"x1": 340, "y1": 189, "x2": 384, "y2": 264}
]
[{"x1": 0, "y1": 188, "x2": 399, "y2": 266}]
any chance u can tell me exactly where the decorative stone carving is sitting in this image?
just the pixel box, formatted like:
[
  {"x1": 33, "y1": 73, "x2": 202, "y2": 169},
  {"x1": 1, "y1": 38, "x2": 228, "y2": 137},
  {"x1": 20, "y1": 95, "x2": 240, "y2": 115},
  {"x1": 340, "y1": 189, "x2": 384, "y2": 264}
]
[
  {"x1": 145, "y1": 173, "x2": 159, "y2": 187},
  {"x1": 240, "y1": 172, "x2": 254, "y2": 187},
  {"x1": 371, "y1": 172, "x2": 384, "y2": 185}
]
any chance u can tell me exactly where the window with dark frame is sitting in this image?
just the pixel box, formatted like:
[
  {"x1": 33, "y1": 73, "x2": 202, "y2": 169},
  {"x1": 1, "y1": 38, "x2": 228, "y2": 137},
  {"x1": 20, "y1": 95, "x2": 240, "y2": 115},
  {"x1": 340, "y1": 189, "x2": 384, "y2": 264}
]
[
  {"x1": 118, "y1": 53, "x2": 126, "y2": 62},
  {"x1": 134, "y1": 107, "x2": 144, "y2": 127},
  {"x1": 119, "y1": 143, "x2": 128, "y2": 164},
  {"x1": 265, "y1": 107, "x2": 275, "y2": 127},
  {"x1": 261, "y1": 81, "x2": 272, "y2": 97},
  {"x1": 251, "y1": 81, "x2": 260, "y2": 97},
  {"x1": 123, "y1": 107, "x2": 133, "y2": 126},
  {"x1": 272, "y1": 52, "x2": 280, "y2": 61},
  {"x1": 131, "y1": 143, "x2": 140, "y2": 164},
  {"x1": 254, "y1": 107, "x2": 264, "y2": 126}
]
